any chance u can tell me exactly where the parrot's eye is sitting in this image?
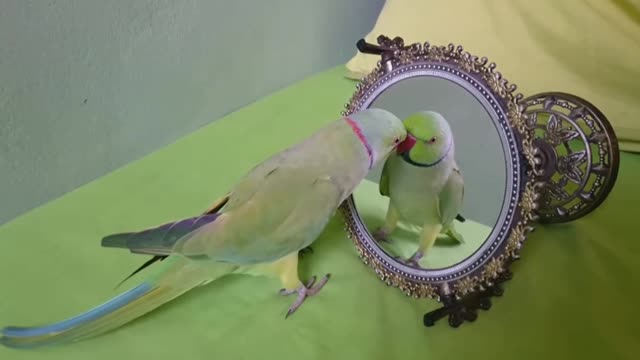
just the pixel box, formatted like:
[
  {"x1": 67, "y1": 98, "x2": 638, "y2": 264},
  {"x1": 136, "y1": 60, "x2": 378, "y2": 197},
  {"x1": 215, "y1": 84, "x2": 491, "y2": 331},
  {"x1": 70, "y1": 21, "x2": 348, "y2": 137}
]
[
  {"x1": 427, "y1": 137, "x2": 437, "y2": 144},
  {"x1": 394, "y1": 138, "x2": 400, "y2": 144}
]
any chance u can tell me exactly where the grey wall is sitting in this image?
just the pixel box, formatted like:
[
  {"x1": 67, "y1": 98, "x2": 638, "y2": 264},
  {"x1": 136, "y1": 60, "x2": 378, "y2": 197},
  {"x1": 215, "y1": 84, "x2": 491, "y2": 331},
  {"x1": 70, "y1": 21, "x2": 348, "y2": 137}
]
[
  {"x1": 0, "y1": 0, "x2": 385, "y2": 225},
  {"x1": 365, "y1": 76, "x2": 507, "y2": 227}
]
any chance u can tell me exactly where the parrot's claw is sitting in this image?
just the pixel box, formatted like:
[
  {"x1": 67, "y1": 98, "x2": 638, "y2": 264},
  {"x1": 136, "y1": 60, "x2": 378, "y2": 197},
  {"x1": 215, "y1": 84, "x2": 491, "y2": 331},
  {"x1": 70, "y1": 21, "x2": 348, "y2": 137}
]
[
  {"x1": 405, "y1": 259, "x2": 421, "y2": 268},
  {"x1": 409, "y1": 251, "x2": 424, "y2": 261},
  {"x1": 279, "y1": 277, "x2": 317, "y2": 296},
  {"x1": 395, "y1": 251, "x2": 424, "y2": 268},
  {"x1": 392, "y1": 256, "x2": 418, "y2": 268},
  {"x1": 372, "y1": 228, "x2": 392, "y2": 243},
  {"x1": 281, "y1": 274, "x2": 331, "y2": 318}
]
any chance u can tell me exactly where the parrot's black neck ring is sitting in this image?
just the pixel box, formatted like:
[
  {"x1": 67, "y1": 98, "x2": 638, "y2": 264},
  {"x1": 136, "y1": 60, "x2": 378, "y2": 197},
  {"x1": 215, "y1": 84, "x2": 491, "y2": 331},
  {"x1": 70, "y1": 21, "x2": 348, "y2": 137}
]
[{"x1": 401, "y1": 139, "x2": 452, "y2": 168}]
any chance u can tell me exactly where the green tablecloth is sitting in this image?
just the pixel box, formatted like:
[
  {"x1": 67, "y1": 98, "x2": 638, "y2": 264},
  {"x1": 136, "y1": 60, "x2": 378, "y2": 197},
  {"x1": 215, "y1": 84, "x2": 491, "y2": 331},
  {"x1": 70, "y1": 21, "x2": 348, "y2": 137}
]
[{"x1": 1, "y1": 66, "x2": 638, "y2": 360}]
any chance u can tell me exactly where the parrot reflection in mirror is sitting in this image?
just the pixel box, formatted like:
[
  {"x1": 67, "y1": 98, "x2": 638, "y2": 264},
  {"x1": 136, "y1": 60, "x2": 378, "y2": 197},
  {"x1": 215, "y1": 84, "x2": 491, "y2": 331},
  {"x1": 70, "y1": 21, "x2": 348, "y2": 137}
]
[
  {"x1": 0, "y1": 108, "x2": 408, "y2": 349},
  {"x1": 373, "y1": 111, "x2": 467, "y2": 267}
]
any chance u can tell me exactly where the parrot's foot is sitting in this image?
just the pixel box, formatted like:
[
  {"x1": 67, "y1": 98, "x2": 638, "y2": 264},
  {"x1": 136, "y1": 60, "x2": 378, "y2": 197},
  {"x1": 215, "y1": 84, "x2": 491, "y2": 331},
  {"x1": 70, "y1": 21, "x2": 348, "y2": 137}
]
[
  {"x1": 372, "y1": 228, "x2": 392, "y2": 243},
  {"x1": 402, "y1": 251, "x2": 424, "y2": 267},
  {"x1": 390, "y1": 250, "x2": 423, "y2": 267},
  {"x1": 280, "y1": 274, "x2": 331, "y2": 318},
  {"x1": 393, "y1": 253, "x2": 423, "y2": 268},
  {"x1": 279, "y1": 277, "x2": 318, "y2": 295}
]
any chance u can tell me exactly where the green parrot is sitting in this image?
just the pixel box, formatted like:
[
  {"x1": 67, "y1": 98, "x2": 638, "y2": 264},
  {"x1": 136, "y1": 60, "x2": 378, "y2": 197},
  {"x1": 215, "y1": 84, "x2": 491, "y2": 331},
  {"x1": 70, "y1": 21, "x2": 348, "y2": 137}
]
[
  {"x1": 373, "y1": 111, "x2": 465, "y2": 267},
  {"x1": 0, "y1": 108, "x2": 407, "y2": 349}
]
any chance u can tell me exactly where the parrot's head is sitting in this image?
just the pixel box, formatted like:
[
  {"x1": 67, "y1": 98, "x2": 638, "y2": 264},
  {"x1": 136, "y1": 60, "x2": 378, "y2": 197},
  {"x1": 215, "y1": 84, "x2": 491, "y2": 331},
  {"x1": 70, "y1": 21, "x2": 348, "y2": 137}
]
[
  {"x1": 345, "y1": 108, "x2": 407, "y2": 169},
  {"x1": 395, "y1": 111, "x2": 454, "y2": 167}
]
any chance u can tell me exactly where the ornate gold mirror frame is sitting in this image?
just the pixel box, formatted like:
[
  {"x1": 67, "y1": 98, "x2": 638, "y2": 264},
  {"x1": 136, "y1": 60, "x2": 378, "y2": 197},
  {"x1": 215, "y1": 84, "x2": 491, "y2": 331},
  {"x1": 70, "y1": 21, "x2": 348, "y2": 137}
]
[{"x1": 339, "y1": 36, "x2": 620, "y2": 328}]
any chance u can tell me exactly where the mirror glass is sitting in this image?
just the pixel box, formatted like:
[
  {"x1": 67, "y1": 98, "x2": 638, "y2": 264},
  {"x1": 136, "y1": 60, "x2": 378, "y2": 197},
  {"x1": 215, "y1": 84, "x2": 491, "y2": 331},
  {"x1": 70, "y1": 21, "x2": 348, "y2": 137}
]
[{"x1": 352, "y1": 75, "x2": 507, "y2": 270}]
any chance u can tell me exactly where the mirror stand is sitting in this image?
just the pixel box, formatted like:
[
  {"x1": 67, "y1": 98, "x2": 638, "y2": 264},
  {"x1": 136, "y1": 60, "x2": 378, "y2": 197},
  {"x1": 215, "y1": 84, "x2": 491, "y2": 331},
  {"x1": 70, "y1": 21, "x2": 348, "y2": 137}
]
[
  {"x1": 349, "y1": 36, "x2": 620, "y2": 328},
  {"x1": 422, "y1": 265, "x2": 513, "y2": 327},
  {"x1": 522, "y1": 92, "x2": 620, "y2": 223}
]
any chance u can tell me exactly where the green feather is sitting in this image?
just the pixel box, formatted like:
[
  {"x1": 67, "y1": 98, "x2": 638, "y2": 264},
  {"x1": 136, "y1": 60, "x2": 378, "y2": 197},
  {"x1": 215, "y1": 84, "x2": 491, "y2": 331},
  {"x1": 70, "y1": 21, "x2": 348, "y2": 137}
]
[{"x1": 379, "y1": 157, "x2": 391, "y2": 197}]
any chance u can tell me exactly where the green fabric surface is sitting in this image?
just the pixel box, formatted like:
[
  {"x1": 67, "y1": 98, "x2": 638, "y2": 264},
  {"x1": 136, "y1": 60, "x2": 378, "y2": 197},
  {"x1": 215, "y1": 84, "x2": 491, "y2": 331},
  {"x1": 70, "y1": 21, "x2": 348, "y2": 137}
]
[{"x1": 1, "y1": 66, "x2": 638, "y2": 360}]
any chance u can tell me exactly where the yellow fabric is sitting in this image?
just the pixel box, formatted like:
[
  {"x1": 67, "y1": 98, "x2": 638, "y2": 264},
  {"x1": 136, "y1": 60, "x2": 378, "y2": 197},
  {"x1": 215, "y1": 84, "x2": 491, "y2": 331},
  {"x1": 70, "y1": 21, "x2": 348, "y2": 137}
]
[{"x1": 345, "y1": 0, "x2": 640, "y2": 152}]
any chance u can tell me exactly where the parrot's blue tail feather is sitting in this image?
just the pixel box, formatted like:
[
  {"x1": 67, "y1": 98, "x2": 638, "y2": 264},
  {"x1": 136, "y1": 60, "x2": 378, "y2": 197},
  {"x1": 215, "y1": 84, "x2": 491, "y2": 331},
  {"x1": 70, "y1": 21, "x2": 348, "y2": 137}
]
[
  {"x1": 0, "y1": 283, "x2": 153, "y2": 348},
  {"x1": 0, "y1": 282, "x2": 154, "y2": 349},
  {"x1": 0, "y1": 257, "x2": 233, "y2": 349}
]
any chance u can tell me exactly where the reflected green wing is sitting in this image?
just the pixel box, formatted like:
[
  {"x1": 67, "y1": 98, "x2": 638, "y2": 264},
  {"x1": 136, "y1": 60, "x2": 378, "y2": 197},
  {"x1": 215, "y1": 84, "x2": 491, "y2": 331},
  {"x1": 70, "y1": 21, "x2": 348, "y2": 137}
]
[
  {"x1": 437, "y1": 166, "x2": 464, "y2": 228},
  {"x1": 379, "y1": 158, "x2": 391, "y2": 197}
]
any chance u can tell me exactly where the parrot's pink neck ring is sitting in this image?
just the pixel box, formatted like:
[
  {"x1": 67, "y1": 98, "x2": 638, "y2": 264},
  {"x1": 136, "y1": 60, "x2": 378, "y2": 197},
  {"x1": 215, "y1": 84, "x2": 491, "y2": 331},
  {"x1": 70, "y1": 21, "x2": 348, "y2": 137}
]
[{"x1": 344, "y1": 117, "x2": 374, "y2": 169}]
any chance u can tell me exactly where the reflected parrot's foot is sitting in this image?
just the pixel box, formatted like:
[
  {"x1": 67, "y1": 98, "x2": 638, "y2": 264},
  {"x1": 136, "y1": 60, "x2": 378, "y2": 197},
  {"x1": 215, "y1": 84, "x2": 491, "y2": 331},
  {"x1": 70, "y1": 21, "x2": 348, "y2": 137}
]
[
  {"x1": 299, "y1": 246, "x2": 314, "y2": 259},
  {"x1": 373, "y1": 228, "x2": 392, "y2": 243},
  {"x1": 405, "y1": 259, "x2": 421, "y2": 267},
  {"x1": 394, "y1": 251, "x2": 424, "y2": 268},
  {"x1": 446, "y1": 228, "x2": 465, "y2": 244},
  {"x1": 406, "y1": 251, "x2": 424, "y2": 267},
  {"x1": 279, "y1": 274, "x2": 331, "y2": 318}
]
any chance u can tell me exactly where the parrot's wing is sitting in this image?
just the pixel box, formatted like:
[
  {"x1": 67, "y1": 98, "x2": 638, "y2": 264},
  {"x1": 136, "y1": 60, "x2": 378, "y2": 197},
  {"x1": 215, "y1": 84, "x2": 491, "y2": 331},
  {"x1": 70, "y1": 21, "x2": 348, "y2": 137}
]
[
  {"x1": 105, "y1": 192, "x2": 234, "y2": 287},
  {"x1": 379, "y1": 157, "x2": 391, "y2": 197},
  {"x1": 102, "y1": 192, "x2": 234, "y2": 257},
  {"x1": 101, "y1": 212, "x2": 223, "y2": 256},
  {"x1": 221, "y1": 151, "x2": 292, "y2": 212},
  {"x1": 437, "y1": 166, "x2": 464, "y2": 227},
  {"x1": 173, "y1": 165, "x2": 345, "y2": 264},
  {"x1": 202, "y1": 192, "x2": 232, "y2": 214}
]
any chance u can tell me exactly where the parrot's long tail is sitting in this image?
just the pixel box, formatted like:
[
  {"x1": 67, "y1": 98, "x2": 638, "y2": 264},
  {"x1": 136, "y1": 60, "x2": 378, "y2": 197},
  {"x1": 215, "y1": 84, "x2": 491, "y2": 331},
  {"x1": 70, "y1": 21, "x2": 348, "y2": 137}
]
[{"x1": 0, "y1": 256, "x2": 235, "y2": 349}]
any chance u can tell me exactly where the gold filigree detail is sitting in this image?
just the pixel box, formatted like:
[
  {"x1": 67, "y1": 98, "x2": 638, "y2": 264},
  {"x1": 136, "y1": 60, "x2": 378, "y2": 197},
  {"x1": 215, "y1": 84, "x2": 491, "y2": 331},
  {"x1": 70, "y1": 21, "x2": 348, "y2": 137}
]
[
  {"x1": 505, "y1": 222, "x2": 525, "y2": 256},
  {"x1": 341, "y1": 35, "x2": 543, "y2": 302},
  {"x1": 481, "y1": 256, "x2": 505, "y2": 280},
  {"x1": 453, "y1": 276, "x2": 479, "y2": 298},
  {"x1": 521, "y1": 181, "x2": 543, "y2": 220},
  {"x1": 507, "y1": 103, "x2": 526, "y2": 133},
  {"x1": 453, "y1": 256, "x2": 507, "y2": 299},
  {"x1": 426, "y1": 44, "x2": 454, "y2": 62},
  {"x1": 453, "y1": 52, "x2": 488, "y2": 74},
  {"x1": 522, "y1": 138, "x2": 538, "y2": 170}
]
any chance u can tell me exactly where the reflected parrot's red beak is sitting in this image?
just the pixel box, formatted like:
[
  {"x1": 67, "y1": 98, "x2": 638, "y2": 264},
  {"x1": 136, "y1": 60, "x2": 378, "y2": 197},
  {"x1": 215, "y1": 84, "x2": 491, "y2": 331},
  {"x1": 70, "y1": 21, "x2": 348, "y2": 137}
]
[{"x1": 396, "y1": 134, "x2": 416, "y2": 154}]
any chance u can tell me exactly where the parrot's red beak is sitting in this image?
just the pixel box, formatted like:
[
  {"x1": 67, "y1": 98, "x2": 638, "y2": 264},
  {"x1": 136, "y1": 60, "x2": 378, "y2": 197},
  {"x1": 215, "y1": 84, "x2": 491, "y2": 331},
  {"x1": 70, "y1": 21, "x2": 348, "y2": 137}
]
[{"x1": 396, "y1": 134, "x2": 416, "y2": 154}]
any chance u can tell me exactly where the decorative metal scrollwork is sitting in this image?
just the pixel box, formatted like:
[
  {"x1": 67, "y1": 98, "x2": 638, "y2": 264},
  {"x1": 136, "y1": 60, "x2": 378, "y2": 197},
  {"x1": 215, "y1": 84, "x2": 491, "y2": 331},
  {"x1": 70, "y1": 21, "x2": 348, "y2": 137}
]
[{"x1": 521, "y1": 92, "x2": 620, "y2": 223}]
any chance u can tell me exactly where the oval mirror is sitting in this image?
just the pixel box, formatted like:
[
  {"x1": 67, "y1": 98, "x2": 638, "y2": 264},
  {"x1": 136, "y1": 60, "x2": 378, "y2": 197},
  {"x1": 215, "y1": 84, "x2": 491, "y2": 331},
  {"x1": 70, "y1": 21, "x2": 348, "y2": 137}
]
[
  {"x1": 356, "y1": 68, "x2": 509, "y2": 271},
  {"x1": 340, "y1": 36, "x2": 543, "y2": 327}
]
